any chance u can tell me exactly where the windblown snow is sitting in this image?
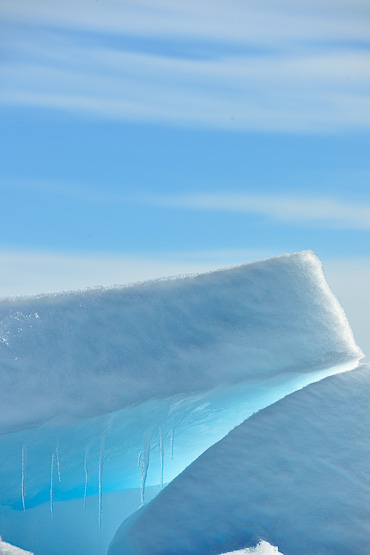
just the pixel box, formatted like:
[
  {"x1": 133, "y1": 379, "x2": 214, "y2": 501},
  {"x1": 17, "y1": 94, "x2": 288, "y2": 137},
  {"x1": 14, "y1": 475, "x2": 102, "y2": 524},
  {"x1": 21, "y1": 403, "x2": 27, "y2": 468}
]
[{"x1": 0, "y1": 250, "x2": 364, "y2": 555}]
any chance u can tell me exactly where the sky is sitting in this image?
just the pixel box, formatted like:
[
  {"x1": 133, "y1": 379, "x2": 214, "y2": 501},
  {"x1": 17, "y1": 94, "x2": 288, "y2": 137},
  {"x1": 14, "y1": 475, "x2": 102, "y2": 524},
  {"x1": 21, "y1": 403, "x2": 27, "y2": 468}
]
[{"x1": 1, "y1": 0, "x2": 369, "y2": 355}]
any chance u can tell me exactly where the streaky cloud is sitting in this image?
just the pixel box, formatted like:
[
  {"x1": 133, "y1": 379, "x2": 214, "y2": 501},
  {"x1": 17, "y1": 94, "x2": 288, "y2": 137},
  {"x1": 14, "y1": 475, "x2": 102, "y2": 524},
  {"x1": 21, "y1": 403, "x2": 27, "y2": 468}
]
[
  {"x1": 155, "y1": 193, "x2": 370, "y2": 229},
  {"x1": 1, "y1": 0, "x2": 369, "y2": 44},
  {"x1": 1, "y1": 2, "x2": 370, "y2": 131}
]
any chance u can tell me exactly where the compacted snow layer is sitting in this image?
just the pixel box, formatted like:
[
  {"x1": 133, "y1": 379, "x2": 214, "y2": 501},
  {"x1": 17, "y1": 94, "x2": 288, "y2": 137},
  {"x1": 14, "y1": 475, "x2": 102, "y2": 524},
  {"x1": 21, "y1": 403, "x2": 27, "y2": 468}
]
[
  {"x1": 110, "y1": 364, "x2": 370, "y2": 555},
  {"x1": 0, "y1": 538, "x2": 33, "y2": 555},
  {"x1": 0, "y1": 251, "x2": 364, "y2": 554},
  {"x1": 0, "y1": 250, "x2": 361, "y2": 431},
  {"x1": 219, "y1": 542, "x2": 283, "y2": 554}
]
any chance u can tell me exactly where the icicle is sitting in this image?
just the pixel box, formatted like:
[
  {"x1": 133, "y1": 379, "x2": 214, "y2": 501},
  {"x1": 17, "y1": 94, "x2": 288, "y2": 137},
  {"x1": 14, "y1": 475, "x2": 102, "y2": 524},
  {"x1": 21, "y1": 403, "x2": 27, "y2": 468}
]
[
  {"x1": 139, "y1": 430, "x2": 151, "y2": 508},
  {"x1": 98, "y1": 436, "x2": 105, "y2": 531},
  {"x1": 56, "y1": 444, "x2": 61, "y2": 483},
  {"x1": 170, "y1": 427, "x2": 175, "y2": 460},
  {"x1": 21, "y1": 446, "x2": 27, "y2": 511},
  {"x1": 50, "y1": 451, "x2": 55, "y2": 518},
  {"x1": 159, "y1": 424, "x2": 164, "y2": 490},
  {"x1": 83, "y1": 446, "x2": 89, "y2": 509}
]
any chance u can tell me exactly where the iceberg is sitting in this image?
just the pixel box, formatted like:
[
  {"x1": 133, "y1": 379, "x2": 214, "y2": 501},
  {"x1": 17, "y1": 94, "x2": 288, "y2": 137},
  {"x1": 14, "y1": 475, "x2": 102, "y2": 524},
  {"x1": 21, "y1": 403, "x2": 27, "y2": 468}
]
[
  {"x1": 110, "y1": 364, "x2": 370, "y2": 555},
  {"x1": 0, "y1": 250, "x2": 363, "y2": 554}
]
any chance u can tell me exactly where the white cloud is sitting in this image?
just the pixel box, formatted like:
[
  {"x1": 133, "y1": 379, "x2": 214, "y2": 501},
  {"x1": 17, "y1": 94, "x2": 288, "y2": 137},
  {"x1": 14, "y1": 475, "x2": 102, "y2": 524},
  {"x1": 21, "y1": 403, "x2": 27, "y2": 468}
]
[
  {"x1": 155, "y1": 194, "x2": 370, "y2": 229},
  {"x1": 1, "y1": 0, "x2": 369, "y2": 44},
  {"x1": 1, "y1": 1, "x2": 370, "y2": 131},
  {"x1": 4, "y1": 180, "x2": 370, "y2": 231},
  {"x1": 2, "y1": 45, "x2": 370, "y2": 132},
  {"x1": 4, "y1": 179, "x2": 370, "y2": 231}
]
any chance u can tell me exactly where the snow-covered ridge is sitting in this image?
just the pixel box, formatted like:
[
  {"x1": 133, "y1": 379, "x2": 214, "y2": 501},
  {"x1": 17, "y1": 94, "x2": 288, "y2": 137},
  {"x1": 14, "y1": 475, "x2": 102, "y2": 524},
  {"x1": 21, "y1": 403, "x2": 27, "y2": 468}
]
[
  {"x1": 0, "y1": 250, "x2": 364, "y2": 554},
  {"x1": 0, "y1": 250, "x2": 362, "y2": 433}
]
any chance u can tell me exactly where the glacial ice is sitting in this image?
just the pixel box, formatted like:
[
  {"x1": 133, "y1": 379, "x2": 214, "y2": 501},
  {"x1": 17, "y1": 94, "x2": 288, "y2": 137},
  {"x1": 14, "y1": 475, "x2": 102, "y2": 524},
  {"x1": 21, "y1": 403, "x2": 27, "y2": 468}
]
[
  {"x1": 0, "y1": 250, "x2": 363, "y2": 554},
  {"x1": 110, "y1": 364, "x2": 370, "y2": 555}
]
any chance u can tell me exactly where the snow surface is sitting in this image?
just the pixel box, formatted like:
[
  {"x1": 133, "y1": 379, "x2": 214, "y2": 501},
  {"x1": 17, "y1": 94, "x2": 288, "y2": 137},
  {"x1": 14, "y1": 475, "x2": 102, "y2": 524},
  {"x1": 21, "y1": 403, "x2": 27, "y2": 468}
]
[
  {"x1": 219, "y1": 542, "x2": 283, "y2": 555},
  {"x1": 0, "y1": 537, "x2": 33, "y2": 555},
  {"x1": 109, "y1": 364, "x2": 370, "y2": 555},
  {"x1": 0, "y1": 250, "x2": 361, "y2": 432},
  {"x1": 0, "y1": 251, "x2": 362, "y2": 515},
  {"x1": 0, "y1": 250, "x2": 364, "y2": 554}
]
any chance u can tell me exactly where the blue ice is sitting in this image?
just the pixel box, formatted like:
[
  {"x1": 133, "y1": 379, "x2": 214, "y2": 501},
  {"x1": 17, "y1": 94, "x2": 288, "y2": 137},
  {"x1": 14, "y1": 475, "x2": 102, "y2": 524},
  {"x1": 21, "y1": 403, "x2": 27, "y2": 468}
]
[{"x1": 0, "y1": 251, "x2": 362, "y2": 554}]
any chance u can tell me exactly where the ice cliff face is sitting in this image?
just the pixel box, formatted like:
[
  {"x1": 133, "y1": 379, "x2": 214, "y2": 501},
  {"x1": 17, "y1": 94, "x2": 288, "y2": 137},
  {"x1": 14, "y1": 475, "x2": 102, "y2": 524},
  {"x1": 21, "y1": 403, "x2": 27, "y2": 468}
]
[
  {"x1": 109, "y1": 364, "x2": 370, "y2": 555},
  {"x1": 0, "y1": 250, "x2": 363, "y2": 555}
]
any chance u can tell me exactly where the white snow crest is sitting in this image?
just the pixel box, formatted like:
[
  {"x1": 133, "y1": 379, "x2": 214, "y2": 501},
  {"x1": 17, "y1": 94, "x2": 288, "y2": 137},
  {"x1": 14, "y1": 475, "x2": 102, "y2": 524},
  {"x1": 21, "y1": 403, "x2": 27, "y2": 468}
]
[
  {"x1": 219, "y1": 541, "x2": 283, "y2": 554},
  {"x1": 0, "y1": 250, "x2": 362, "y2": 433},
  {"x1": 0, "y1": 537, "x2": 34, "y2": 555}
]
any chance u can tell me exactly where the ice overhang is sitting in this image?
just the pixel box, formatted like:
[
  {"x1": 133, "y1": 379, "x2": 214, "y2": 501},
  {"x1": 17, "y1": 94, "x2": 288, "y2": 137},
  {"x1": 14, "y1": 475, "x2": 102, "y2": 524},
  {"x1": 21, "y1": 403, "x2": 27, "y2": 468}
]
[{"x1": 0, "y1": 250, "x2": 363, "y2": 512}]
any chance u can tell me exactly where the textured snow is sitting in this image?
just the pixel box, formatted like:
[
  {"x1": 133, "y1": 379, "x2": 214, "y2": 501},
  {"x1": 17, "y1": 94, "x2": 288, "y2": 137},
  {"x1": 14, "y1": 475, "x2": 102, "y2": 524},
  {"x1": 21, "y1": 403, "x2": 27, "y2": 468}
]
[
  {"x1": 0, "y1": 537, "x2": 33, "y2": 555},
  {"x1": 219, "y1": 542, "x2": 283, "y2": 554},
  {"x1": 0, "y1": 250, "x2": 362, "y2": 516},
  {"x1": 0, "y1": 250, "x2": 361, "y2": 432},
  {"x1": 0, "y1": 250, "x2": 364, "y2": 554},
  {"x1": 109, "y1": 364, "x2": 370, "y2": 555}
]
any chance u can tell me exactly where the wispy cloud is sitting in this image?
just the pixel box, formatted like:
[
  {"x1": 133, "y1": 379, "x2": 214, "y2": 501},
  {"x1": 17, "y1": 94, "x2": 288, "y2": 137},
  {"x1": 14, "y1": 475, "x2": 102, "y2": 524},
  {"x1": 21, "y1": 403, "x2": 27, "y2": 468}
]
[
  {"x1": 154, "y1": 194, "x2": 370, "y2": 230},
  {"x1": 1, "y1": 0, "x2": 370, "y2": 131},
  {"x1": 0, "y1": 179, "x2": 132, "y2": 204},
  {"x1": 1, "y1": 0, "x2": 369, "y2": 44},
  {"x1": 2, "y1": 42, "x2": 370, "y2": 132},
  {"x1": 4, "y1": 180, "x2": 370, "y2": 231}
]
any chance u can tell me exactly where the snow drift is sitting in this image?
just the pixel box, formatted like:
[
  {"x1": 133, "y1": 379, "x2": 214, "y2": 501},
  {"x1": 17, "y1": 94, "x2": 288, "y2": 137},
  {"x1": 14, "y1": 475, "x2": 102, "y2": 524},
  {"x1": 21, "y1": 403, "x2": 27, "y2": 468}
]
[{"x1": 109, "y1": 364, "x2": 370, "y2": 555}]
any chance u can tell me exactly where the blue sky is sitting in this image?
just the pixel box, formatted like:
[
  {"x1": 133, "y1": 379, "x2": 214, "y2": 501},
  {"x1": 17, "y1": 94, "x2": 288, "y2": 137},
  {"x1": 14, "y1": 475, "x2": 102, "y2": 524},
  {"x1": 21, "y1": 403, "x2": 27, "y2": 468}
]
[{"x1": 1, "y1": 0, "x2": 370, "y2": 352}]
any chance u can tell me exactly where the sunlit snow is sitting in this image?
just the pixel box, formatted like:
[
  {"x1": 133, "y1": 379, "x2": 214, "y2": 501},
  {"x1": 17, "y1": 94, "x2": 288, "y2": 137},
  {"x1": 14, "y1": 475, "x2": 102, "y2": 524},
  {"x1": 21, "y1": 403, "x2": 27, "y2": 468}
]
[
  {"x1": 0, "y1": 250, "x2": 364, "y2": 554},
  {"x1": 0, "y1": 537, "x2": 33, "y2": 555},
  {"x1": 219, "y1": 542, "x2": 283, "y2": 555}
]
